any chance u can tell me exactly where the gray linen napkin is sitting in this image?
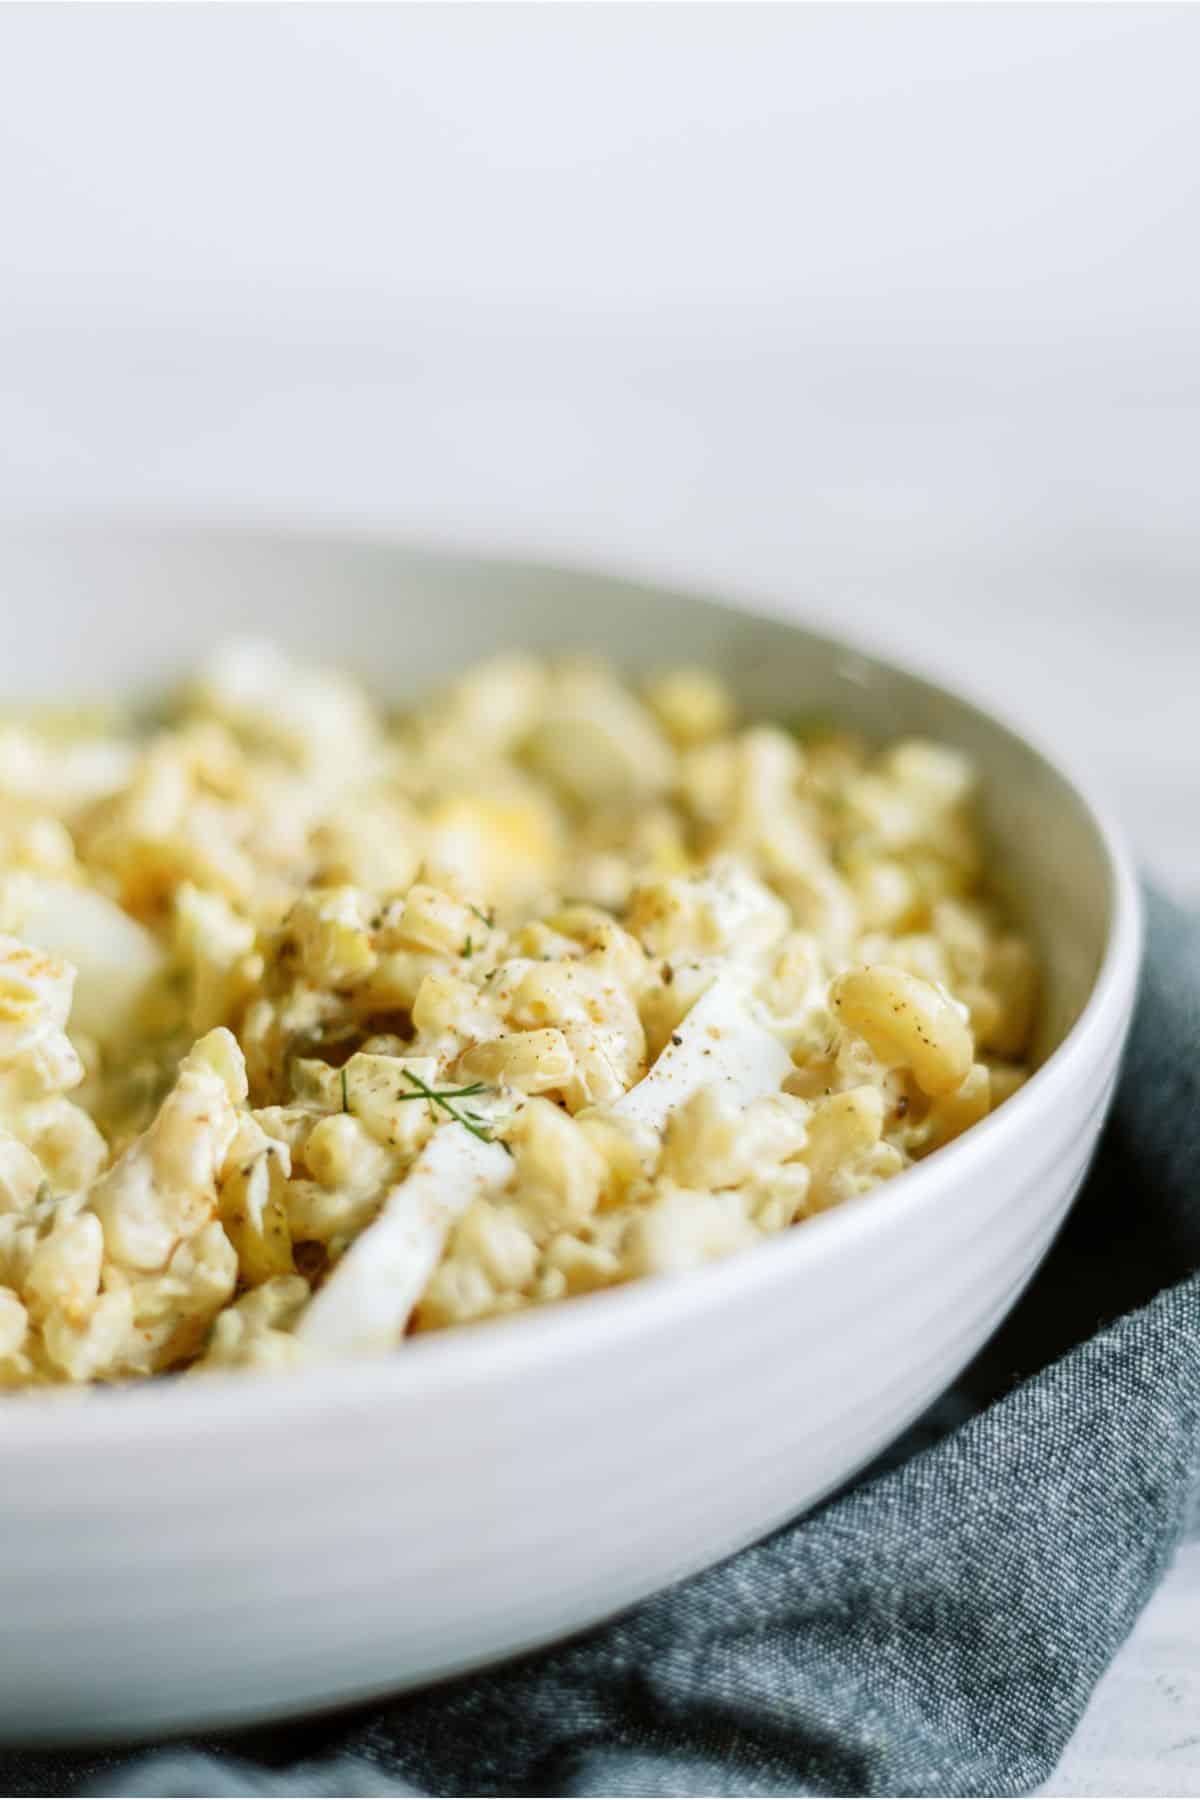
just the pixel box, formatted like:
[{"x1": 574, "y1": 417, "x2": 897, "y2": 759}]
[{"x1": 5, "y1": 887, "x2": 1198, "y2": 1799}]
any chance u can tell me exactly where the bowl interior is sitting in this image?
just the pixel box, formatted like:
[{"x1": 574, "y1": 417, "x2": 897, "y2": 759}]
[{"x1": 0, "y1": 521, "x2": 1111, "y2": 1070}]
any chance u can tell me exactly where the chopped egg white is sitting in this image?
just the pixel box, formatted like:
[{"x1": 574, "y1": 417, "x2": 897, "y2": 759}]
[{"x1": 297, "y1": 1127, "x2": 512, "y2": 1356}]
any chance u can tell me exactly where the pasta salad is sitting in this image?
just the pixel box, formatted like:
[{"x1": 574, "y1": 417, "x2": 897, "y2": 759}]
[{"x1": 0, "y1": 644, "x2": 1037, "y2": 1386}]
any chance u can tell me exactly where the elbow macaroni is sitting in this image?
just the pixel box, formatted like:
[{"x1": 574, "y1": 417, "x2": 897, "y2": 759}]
[{"x1": 0, "y1": 642, "x2": 1038, "y2": 1387}]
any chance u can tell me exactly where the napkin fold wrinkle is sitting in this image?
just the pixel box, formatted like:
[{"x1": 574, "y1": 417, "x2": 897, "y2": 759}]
[{"x1": 5, "y1": 887, "x2": 1197, "y2": 1800}]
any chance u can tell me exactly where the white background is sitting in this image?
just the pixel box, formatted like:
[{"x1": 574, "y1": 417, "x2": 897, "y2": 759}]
[
  {"x1": 1, "y1": 5, "x2": 1197, "y2": 892},
  {"x1": 0, "y1": 6, "x2": 1197, "y2": 1789}
]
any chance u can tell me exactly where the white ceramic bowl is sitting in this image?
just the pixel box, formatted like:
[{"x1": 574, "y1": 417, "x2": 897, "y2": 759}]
[{"x1": 0, "y1": 523, "x2": 1141, "y2": 1743}]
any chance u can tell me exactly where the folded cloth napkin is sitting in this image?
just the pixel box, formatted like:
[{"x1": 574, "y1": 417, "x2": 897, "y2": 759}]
[{"x1": 5, "y1": 888, "x2": 1198, "y2": 1800}]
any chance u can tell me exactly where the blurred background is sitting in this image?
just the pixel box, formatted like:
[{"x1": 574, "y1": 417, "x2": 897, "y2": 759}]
[{"x1": 0, "y1": 4, "x2": 1196, "y2": 899}]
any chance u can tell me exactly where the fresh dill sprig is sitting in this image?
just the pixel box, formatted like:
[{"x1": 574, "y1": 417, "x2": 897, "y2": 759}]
[
  {"x1": 340, "y1": 1067, "x2": 351, "y2": 1113},
  {"x1": 396, "y1": 1069, "x2": 496, "y2": 1142},
  {"x1": 393, "y1": 1079, "x2": 489, "y2": 1102},
  {"x1": 461, "y1": 934, "x2": 473, "y2": 959},
  {"x1": 468, "y1": 904, "x2": 495, "y2": 930}
]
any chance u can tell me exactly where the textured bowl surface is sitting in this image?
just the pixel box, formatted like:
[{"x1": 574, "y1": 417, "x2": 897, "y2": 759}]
[{"x1": 0, "y1": 524, "x2": 1141, "y2": 1742}]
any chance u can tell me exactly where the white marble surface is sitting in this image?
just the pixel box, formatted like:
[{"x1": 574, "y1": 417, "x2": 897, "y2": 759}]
[
  {"x1": 1048, "y1": 1542, "x2": 1200, "y2": 1799},
  {"x1": 0, "y1": 5, "x2": 1196, "y2": 1785}
]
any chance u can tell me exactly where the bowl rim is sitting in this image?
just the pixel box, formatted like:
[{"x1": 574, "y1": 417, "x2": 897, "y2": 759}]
[{"x1": 0, "y1": 518, "x2": 1145, "y2": 1451}]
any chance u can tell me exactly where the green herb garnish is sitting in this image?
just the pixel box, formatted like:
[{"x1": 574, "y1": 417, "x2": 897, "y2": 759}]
[
  {"x1": 468, "y1": 904, "x2": 495, "y2": 929},
  {"x1": 396, "y1": 1070, "x2": 496, "y2": 1142},
  {"x1": 340, "y1": 1067, "x2": 351, "y2": 1113},
  {"x1": 461, "y1": 935, "x2": 473, "y2": 959}
]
